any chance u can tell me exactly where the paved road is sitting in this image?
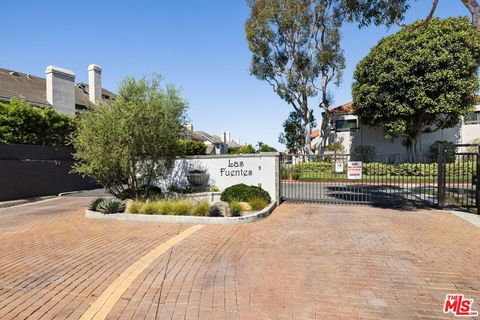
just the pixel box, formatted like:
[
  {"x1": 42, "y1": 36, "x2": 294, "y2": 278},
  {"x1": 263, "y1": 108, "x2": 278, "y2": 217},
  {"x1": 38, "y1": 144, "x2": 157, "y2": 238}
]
[{"x1": 0, "y1": 196, "x2": 479, "y2": 319}]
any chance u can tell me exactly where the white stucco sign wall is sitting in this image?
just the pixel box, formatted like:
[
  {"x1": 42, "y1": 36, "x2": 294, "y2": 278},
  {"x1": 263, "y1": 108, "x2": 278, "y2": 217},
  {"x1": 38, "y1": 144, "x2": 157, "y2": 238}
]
[{"x1": 158, "y1": 153, "x2": 279, "y2": 200}]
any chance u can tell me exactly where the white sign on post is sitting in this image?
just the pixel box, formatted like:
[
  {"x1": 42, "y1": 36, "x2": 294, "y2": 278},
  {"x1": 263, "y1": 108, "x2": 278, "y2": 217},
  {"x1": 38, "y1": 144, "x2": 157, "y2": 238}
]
[
  {"x1": 335, "y1": 162, "x2": 344, "y2": 173},
  {"x1": 347, "y1": 161, "x2": 362, "y2": 180}
]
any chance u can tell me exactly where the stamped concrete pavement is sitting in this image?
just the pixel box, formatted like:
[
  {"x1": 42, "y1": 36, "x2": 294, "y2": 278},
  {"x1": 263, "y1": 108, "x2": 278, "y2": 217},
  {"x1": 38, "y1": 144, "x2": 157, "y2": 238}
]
[{"x1": 0, "y1": 196, "x2": 479, "y2": 319}]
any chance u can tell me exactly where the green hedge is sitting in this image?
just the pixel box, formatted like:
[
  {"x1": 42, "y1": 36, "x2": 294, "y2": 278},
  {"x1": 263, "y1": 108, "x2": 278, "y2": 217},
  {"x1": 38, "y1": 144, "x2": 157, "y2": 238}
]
[
  {"x1": 284, "y1": 161, "x2": 476, "y2": 178},
  {"x1": 0, "y1": 99, "x2": 76, "y2": 146},
  {"x1": 220, "y1": 183, "x2": 271, "y2": 203},
  {"x1": 177, "y1": 140, "x2": 206, "y2": 156}
]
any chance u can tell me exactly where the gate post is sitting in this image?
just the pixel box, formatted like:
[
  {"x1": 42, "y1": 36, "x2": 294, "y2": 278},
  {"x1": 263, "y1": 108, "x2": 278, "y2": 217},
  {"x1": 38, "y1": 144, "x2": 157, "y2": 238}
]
[
  {"x1": 276, "y1": 153, "x2": 282, "y2": 206},
  {"x1": 437, "y1": 144, "x2": 446, "y2": 209},
  {"x1": 476, "y1": 146, "x2": 480, "y2": 214}
]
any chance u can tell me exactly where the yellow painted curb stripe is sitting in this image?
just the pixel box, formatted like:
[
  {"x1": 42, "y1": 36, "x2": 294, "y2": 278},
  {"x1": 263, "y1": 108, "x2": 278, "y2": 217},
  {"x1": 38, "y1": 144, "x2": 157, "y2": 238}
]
[{"x1": 80, "y1": 224, "x2": 204, "y2": 320}]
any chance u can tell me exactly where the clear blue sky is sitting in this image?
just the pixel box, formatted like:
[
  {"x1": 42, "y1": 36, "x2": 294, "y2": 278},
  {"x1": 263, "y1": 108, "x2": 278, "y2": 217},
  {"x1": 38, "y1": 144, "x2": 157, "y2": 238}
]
[{"x1": 0, "y1": 1, "x2": 470, "y2": 150}]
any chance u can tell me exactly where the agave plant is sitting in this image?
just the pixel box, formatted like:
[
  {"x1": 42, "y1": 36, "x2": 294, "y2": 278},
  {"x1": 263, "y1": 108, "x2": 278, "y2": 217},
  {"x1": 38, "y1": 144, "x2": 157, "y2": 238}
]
[
  {"x1": 89, "y1": 198, "x2": 105, "y2": 211},
  {"x1": 96, "y1": 198, "x2": 126, "y2": 214}
]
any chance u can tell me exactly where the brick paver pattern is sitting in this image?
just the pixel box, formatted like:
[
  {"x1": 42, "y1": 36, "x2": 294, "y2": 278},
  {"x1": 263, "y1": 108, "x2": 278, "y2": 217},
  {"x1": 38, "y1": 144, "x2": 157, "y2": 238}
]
[{"x1": 0, "y1": 197, "x2": 479, "y2": 319}]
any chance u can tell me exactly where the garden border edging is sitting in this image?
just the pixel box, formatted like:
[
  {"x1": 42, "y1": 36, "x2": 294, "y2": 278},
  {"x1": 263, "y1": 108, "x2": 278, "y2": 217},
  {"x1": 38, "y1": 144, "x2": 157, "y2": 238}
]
[{"x1": 85, "y1": 202, "x2": 277, "y2": 225}]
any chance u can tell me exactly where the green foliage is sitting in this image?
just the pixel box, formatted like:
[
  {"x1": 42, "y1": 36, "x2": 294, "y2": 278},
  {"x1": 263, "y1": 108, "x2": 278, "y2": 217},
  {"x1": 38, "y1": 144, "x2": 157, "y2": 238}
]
[
  {"x1": 89, "y1": 198, "x2": 105, "y2": 211},
  {"x1": 127, "y1": 200, "x2": 144, "y2": 214},
  {"x1": 192, "y1": 200, "x2": 210, "y2": 216},
  {"x1": 352, "y1": 18, "x2": 480, "y2": 155},
  {"x1": 210, "y1": 186, "x2": 219, "y2": 192},
  {"x1": 256, "y1": 141, "x2": 277, "y2": 153},
  {"x1": 177, "y1": 140, "x2": 206, "y2": 156},
  {"x1": 281, "y1": 167, "x2": 301, "y2": 180},
  {"x1": 246, "y1": 0, "x2": 344, "y2": 153},
  {"x1": 208, "y1": 205, "x2": 222, "y2": 217},
  {"x1": 228, "y1": 144, "x2": 256, "y2": 154},
  {"x1": 220, "y1": 183, "x2": 271, "y2": 203},
  {"x1": 72, "y1": 74, "x2": 187, "y2": 200},
  {"x1": 325, "y1": 142, "x2": 345, "y2": 153},
  {"x1": 128, "y1": 199, "x2": 211, "y2": 216},
  {"x1": 248, "y1": 197, "x2": 268, "y2": 211},
  {"x1": 341, "y1": 0, "x2": 411, "y2": 27},
  {"x1": 170, "y1": 200, "x2": 194, "y2": 215},
  {"x1": 467, "y1": 139, "x2": 480, "y2": 153},
  {"x1": 279, "y1": 111, "x2": 317, "y2": 153},
  {"x1": 119, "y1": 185, "x2": 163, "y2": 200},
  {"x1": 362, "y1": 162, "x2": 476, "y2": 177},
  {"x1": 229, "y1": 201, "x2": 242, "y2": 217},
  {"x1": 96, "y1": 198, "x2": 126, "y2": 214},
  {"x1": 428, "y1": 140, "x2": 456, "y2": 163},
  {"x1": 0, "y1": 99, "x2": 76, "y2": 146}
]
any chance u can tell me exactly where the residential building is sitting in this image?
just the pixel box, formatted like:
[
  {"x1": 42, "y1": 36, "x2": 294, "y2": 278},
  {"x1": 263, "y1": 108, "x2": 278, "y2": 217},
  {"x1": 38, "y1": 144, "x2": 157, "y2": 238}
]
[
  {"x1": 184, "y1": 125, "x2": 239, "y2": 155},
  {"x1": 314, "y1": 101, "x2": 480, "y2": 154},
  {"x1": 0, "y1": 64, "x2": 115, "y2": 116}
]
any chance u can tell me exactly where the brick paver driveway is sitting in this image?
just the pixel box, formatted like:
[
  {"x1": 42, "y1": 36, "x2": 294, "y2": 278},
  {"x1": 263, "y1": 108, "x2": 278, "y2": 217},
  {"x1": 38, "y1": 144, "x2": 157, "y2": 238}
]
[{"x1": 0, "y1": 197, "x2": 479, "y2": 319}]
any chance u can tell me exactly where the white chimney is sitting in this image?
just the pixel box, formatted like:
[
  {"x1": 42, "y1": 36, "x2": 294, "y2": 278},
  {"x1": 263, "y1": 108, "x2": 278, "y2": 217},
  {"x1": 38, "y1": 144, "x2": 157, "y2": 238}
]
[
  {"x1": 45, "y1": 65, "x2": 75, "y2": 116},
  {"x1": 88, "y1": 64, "x2": 102, "y2": 104},
  {"x1": 223, "y1": 132, "x2": 228, "y2": 144},
  {"x1": 227, "y1": 132, "x2": 231, "y2": 142},
  {"x1": 185, "y1": 123, "x2": 193, "y2": 132}
]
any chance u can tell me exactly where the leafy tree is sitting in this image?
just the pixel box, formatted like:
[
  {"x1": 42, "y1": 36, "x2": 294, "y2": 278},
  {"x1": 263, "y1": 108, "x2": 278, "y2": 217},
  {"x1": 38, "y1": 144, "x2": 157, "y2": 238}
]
[
  {"x1": 279, "y1": 111, "x2": 316, "y2": 153},
  {"x1": 72, "y1": 74, "x2": 187, "y2": 199},
  {"x1": 0, "y1": 99, "x2": 76, "y2": 146},
  {"x1": 177, "y1": 140, "x2": 207, "y2": 156},
  {"x1": 246, "y1": 0, "x2": 344, "y2": 154},
  {"x1": 256, "y1": 141, "x2": 277, "y2": 152},
  {"x1": 352, "y1": 17, "x2": 480, "y2": 158},
  {"x1": 341, "y1": 0, "x2": 480, "y2": 30}
]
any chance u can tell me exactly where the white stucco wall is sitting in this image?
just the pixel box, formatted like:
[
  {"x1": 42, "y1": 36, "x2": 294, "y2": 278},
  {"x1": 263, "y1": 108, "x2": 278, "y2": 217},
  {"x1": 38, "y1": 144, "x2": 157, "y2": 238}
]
[
  {"x1": 157, "y1": 153, "x2": 279, "y2": 200},
  {"x1": 328, "y1": 113, "x2": 480, "y2": 154}
]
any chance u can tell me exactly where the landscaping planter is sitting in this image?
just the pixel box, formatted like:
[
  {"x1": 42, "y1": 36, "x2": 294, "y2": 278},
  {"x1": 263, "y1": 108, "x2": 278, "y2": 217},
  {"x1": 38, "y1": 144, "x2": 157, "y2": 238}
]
[{"x1": 85, "y1": 202, "x2": 277, "y2": 225}]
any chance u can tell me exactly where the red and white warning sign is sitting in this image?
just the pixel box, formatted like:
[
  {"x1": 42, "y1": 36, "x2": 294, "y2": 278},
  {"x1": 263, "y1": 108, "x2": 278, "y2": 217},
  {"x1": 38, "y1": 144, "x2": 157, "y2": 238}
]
[{"x1": 347, "y1": 161, "x2": 362, "y2": 180}]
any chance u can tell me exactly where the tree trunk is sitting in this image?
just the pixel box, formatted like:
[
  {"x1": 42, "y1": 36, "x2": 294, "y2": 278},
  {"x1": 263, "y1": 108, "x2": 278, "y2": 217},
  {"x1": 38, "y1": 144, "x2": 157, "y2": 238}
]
[
  {"x1": 319, "y1": 113, "x2": 331, "y2": 153},
  {"x1": 304, "y1": 119, "x2": 312, "y2": 155},
  {"x1": 461, "y1": 0, "x2": 480, "y2": 30}
]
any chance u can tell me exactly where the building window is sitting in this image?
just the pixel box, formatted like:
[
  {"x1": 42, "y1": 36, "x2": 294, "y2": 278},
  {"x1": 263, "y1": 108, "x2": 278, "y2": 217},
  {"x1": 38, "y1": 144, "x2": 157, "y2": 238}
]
[
  {"x1": 335, "y1": 119, "x2": 357, "y2": 132},
  {"x1": 464, "y1": 111, "x2": 480, "y2": 125}
]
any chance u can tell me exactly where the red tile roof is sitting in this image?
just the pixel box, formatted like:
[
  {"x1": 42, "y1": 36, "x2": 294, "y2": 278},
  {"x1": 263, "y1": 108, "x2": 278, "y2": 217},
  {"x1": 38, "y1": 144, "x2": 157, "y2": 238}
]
[
  {"x1": 327, "y1": 101, "x2": 353, "y2": 115},
  {"x1": 311, "y1": 129, "x2": 320, "y2": 139}
]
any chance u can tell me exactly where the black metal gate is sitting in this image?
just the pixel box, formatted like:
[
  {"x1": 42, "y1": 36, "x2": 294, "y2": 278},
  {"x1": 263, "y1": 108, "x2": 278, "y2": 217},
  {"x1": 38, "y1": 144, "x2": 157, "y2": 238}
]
[
  {"x1": 280, "y1": 145, "x2": 479, "y2": 213},
  {"x1": 438, "y1": 144, "x2": 479, "y2": 213}
]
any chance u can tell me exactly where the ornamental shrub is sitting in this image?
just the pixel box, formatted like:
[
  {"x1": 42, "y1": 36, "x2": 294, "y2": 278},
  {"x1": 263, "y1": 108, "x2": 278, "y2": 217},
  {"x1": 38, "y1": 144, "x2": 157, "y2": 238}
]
[
  {"x1": 177, "y1": 140, "x2": 207, "y2": 156},
  {"x1": 220, "y1": 184, "x2": 271, "y2": 203},
  {"x1": 192, "y1": 200, "x2": 210, "y2": 216},
  {"x1": 248, "y1": 197, "x2": 268, "y2": 211}
]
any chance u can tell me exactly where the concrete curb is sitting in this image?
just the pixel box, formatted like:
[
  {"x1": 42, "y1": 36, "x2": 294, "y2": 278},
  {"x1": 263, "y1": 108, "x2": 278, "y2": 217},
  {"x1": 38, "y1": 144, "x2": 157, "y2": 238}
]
[
  {"x1": 448, "y1": 210, "x2": 480, "y2": 228},
  {"x1": 85, "y1": 202, "x2": 277, "y2": 225},
  {"x1": 0, "y1": 196, "x2": 58, "y2": 209}
]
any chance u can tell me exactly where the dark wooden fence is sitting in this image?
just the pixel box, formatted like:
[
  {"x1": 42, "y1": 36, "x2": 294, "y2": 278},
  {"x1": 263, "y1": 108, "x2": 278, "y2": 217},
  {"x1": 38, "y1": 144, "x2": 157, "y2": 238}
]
[{"x1": 0, "y1": 143, "x2": 98, "y2": 201}]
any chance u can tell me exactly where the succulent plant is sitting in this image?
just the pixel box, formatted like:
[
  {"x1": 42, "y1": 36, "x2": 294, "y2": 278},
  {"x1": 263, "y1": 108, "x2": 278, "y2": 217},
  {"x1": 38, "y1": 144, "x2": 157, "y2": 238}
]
[
  {"x1": 96, "y1": 198, "x2": 126, "y2": 214},
  {"x1": 207, "y1": 205, "x2": 222, "y2": 217},
  {"x1": 230, "y1": 207, "x2": 241, "y2": 217},
  {"x1": 89, "y1": 198, "x2": 105, "y2": 211}
]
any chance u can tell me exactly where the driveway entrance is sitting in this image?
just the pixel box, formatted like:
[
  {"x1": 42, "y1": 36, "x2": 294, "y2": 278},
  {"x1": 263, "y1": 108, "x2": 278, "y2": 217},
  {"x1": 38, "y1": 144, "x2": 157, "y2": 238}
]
[
  {"x1": 0, "y1": 198, "x2": 479, "y2": 319},
  {"x1": 280, "y1": 145, "x2": 480, "y2": 213}
]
